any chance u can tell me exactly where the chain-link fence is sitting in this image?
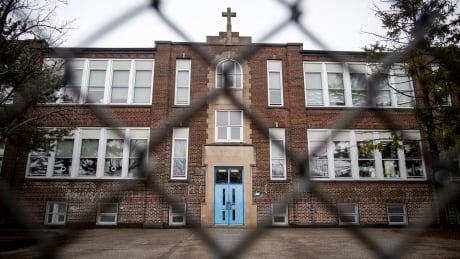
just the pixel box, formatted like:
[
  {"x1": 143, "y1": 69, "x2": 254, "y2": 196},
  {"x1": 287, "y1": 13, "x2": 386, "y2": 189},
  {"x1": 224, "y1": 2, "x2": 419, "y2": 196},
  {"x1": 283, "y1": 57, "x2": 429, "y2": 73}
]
[{"x1": 1, "y1": 0, "x2": 459, "y2": 258}]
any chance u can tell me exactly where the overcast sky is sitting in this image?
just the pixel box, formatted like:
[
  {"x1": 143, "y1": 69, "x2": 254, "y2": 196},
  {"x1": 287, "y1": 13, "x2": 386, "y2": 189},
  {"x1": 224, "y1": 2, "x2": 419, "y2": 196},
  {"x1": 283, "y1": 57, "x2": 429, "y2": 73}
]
[{"x1": 56, "y1": 0, "x2": 388, "y2": 51}]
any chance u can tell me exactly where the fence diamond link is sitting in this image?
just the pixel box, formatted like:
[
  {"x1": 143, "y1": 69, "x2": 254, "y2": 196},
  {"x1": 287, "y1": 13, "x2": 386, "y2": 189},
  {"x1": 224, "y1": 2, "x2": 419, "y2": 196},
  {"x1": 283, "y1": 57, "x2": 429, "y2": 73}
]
[{"x1": 1, "y1": 0, "x2": 459, "y2": 258}]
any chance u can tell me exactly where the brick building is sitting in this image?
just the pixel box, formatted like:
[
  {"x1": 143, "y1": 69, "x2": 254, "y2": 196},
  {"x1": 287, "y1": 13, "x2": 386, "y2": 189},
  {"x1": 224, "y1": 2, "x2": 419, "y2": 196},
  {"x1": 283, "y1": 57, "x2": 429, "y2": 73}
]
[{"x1": 1, "y1": 8, "x2": 457, "y2": 228}]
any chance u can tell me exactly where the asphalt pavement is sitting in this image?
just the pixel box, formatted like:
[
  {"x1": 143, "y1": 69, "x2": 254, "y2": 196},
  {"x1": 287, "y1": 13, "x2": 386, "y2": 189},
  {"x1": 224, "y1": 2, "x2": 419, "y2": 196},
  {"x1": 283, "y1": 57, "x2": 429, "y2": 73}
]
[{"x1": 1, "y1": 227, "x2": 460, "y2": 258}]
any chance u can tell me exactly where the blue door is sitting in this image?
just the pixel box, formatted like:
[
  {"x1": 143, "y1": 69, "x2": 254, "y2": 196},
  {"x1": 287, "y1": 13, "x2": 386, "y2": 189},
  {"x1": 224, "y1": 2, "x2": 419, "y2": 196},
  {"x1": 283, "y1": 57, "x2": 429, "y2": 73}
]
[{"x1": 214, "y1": 167, "x2": 244, "y2": 225}]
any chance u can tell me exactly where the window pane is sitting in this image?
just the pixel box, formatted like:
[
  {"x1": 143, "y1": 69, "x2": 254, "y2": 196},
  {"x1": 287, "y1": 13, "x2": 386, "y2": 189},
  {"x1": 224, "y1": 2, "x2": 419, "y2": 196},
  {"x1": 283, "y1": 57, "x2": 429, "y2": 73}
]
[
  {"x1": 53, "y1": 158, "x2": 71, "y2": 176},
  {"x1": 305, "y1": 72, "x2": 322, "y2": 89},
  {"x1": 307, "y1": 90, "x2": 323, "y2": 105},
  {"x1": 89, "y1": 70, "x2": 106, "y2": 86},
  {"x1": 177, "y1": 71, "x2": 190, "y2": 86},
  {"x1": 350, "y1": 73, "x2": 366, "y2": 89},
  {"x1": 106, "y1": 139, "x2": 123, "y2": 157},
  {"x1": 230, "y1": 127, "x2": 240, "y2": 140},
  {"x1": 216, "y1": 112, "x2": 227, "y2": 126},
  {"x1": 383, "y1": 160, "x2": 399, "y2": 178},
  {"x1": 111, "y1": 88, "x2": 128, "y2": 103},
  {"x1": 327, "y1": 73, "x2": 344, "y2": 89},
  {"x1": 71, "y1": 69, "x2": 83, "y2": 86},
  {"x1": 105, "y1": 158, "x2": 122, "y2": 176},
  {"x1": 270, "y1": 89, "x2": 282, "y2": 105},
  {"x1": 271, "y1": 140, "x2": 284, "y2": 158},
  {"x1": 217, "y1": 127, "x2": 227, "y2": 140},
  {"x1": 81, "y1": 139, "x2": 99, "y2": 157},
  {"x1": 87, "y1": 88, "x2": 104, "y2": 103},
  {"x1": 269, "y1": 72, "x2": 281, "y2": 89},
  {"x1": 56, "y1": 140, "x2": 74, "y2": 157},
  {"x1": 230, "y1": 169, "x2": 242, "y2": 184},
  {"x1": 133, "y1": 88, "x2": 150, "y2": 103},
  {"x1": 229, "y1": 111, "x2": 241, "y2": 126},
  {"x1": 375, "y1": 90, "x2": 391, "y2": 106},
  {"x1": 112, "y1": 70, "x2": 129, "y2": 87},
  {"x1": 29, "y1": 156, "x2": 49, "y2": 176},
  {"x1": 176, "y1": 88, "x2": 189, "y2": 104},
  {"x1": 381, "y1": 142, "x2": 398, "y2": 159},
  {"x1": 309, "y1": 141, "x2": 328, "y2": 177},
  {"x1": 135, "y1": 70, "x2": 152, "y2": 88},
  {"x1": 174, "y1": 139, "x2": 187, "y2": 158},
  {"x1": 173, "y1": 158, "x2": 186, "y2": 176}
]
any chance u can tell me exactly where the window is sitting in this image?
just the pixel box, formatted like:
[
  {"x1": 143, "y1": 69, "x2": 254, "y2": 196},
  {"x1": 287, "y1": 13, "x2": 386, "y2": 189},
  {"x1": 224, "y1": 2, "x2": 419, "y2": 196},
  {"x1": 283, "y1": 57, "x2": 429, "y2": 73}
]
[
  {"x1": 97, "y1": 203, "x2": 118, "y2": 225},
  {"x1": 28, "y1": 148, "x2": 51, "y2": 177},
  {"x1": 267, "y1": 60, "x2": 284, "y2": 106},
  {"x1": 304, "y1": 63, "x2": 323, "y2": 106},
  {"x1": 386, "y1": 204, "x2": 408, "y2": 225},
  {"x1": 55, "y1": 59, "x2": 153, "y2": 104},
  {"x1": 307, "y1": 130, "x2": 425, "y2": 180},
  {"x1": 26, "y1": 128, "x2": 149, "y2": 179},
  {"x1": 391, "y1": 68, "x2": 414, "y2": 107},
  {"x1": 128, "y1": 136, "x2": 148, "y2": 178},
  {"x1": 215, "y1": 111, "x2": 243, "y2": 142},
  {"x1": 356, "y1": 133, "x2": 377, "y2": 179},
  {"x1": 349, "y1": 64, "x2": 367, "y2": 106},
  {"x1": 133, "y1": 60, "x2": 153, "y2": 104},
  {"x1": 104, "y1": 131, "x2": 124, "y2": 177},
  {"x1": 110, "y1": 60, "x2": 130, "y2": 103},
  {"x1": 45, "y1": 202, "x2": 67, "y2": 225},
  {"x1": 169, "y1": 204, "x2": 186, "y2": 226},
  {"x1": 216, "y1": 60, "x2": 242, "y2": 88},
  {"x1": 403, "y1": 141, "x2": 423, "y2": 178},
  {"x1": 79, "y1": 130, "x2": 100, "y2": 177},
  {"x1": 174, "y1": 59, "x2": 191, "y2": 105},
  {"x1": 333, "y1": 141, "x2": 351, "y2": 178},
  {"x1": 337, "y1": 203, "x2": 359, "y2": 225},
  {"x1": 326, "y1": 63, "x2": 345, "y2": 106},
  {"x1": 270, "y1": 128, "x2": 286, "y2": 180},
  {"x1": 53, "y1": 139, "x2": 74, "y2": 177},
  {"x1": 381, "y1": 141, "x2": 400, "y2": 179},
  {"x1": 308, "y1": 131, "x2": 329, "y2": 178},
  {"x1": 171, "y1": 128, "x2": 189, "y2": 180},
  {"x1": 272, "y1": 204, "x2": 288, "y2": 226},
  {"x1": 303, "y1": 62, "x2": 413, "y2": 108},
  {"x1": 87, "y1": 60, "x2": 107, "y2": 103}
]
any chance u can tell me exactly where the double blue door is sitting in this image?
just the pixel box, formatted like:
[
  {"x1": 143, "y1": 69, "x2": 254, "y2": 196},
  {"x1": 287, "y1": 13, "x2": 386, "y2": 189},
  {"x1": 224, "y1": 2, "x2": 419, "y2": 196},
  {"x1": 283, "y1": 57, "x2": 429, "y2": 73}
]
[{"x1": 214, "y1": 167, "x2": 244, "y2": 225}]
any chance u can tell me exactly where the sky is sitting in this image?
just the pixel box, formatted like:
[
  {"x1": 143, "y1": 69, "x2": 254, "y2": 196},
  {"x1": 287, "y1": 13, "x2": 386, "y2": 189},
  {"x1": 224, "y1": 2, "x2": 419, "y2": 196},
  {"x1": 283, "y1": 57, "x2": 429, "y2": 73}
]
[{"x1": 55, "y1": 0, "x2": 389, "y2": 51}]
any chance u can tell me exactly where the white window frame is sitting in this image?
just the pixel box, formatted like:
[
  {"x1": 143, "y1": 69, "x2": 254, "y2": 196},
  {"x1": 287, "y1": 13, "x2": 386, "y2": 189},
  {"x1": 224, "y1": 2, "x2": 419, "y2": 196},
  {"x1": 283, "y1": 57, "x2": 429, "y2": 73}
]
[
  {"x1": 25, "y1": 128, "x2": 149, "y2": 179},
  {"x1": 51, "y1": 59, "x2": 153, "y2": 105},
  {"x1": 303, "y1": 62, "x2": 415, "y2": 108},
  {"x1": 307, "y1": 130, "x2": 426, "y2": 181},
  {"x1": 271, "y1": 203, "x2": 288, "y2": 226},
  {"x1": 269, "y1": 128, "x2": 286, "y2": 180},
  {"x1": 267, "y1": 60, "x2": 284, "y2": 106},
  {"x1": 44, "y1": 202, "x2": 67, "y2": 225},
  {"x1": 216, "y1": 59, "x2": 243, "y2": 88},
  {"x1": 174, "y1": 59, "x2": 191, "y2": 105},
  {"x1": 96, "y1": 203, "x2": 118, "y2": 225},
  {"x1": 337, "y1": 203, "x2": 359, "y2": 225},
  {"x1": 169, "y1": 203, "x2": 186, "y2": 226},
  {"x1": 215, "y1": 110, "x2": 243, "y2": 142},
  {"x1": 171, "y1": 128, "x2": 189, "y2": 180},
  {"x1": 386, "y1": 203, "x2": 408, "y2": 225}
]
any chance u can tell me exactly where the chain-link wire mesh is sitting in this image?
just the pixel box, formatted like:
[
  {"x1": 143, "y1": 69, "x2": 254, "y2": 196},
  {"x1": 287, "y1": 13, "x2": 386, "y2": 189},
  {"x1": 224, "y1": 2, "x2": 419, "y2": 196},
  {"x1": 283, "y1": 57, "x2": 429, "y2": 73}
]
[{"x1": 1, "y1": 0, "x2": 459, "y2": 258}]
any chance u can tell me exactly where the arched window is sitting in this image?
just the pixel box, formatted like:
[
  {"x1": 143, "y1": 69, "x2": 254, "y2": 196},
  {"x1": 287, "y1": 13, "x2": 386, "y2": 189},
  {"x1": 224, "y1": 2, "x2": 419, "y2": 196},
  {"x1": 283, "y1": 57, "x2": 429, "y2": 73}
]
[{"x1": 216, "y1": 59, "x2": 242, "y2": 88}]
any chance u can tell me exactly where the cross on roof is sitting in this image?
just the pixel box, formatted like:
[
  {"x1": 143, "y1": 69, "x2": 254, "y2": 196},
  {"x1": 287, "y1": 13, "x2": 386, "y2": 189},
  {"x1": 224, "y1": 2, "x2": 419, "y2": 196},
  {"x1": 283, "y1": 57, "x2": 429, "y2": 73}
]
[{"x1": 222, "y1": 7, "x2": 236, "y2": 34}]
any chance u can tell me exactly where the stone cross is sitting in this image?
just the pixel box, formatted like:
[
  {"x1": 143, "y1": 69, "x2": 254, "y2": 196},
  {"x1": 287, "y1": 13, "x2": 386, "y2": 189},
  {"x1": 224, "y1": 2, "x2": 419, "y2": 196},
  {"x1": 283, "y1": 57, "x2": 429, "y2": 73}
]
[{"x1": 222, "y1": 7, "x2": 236, "y2": 35}]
